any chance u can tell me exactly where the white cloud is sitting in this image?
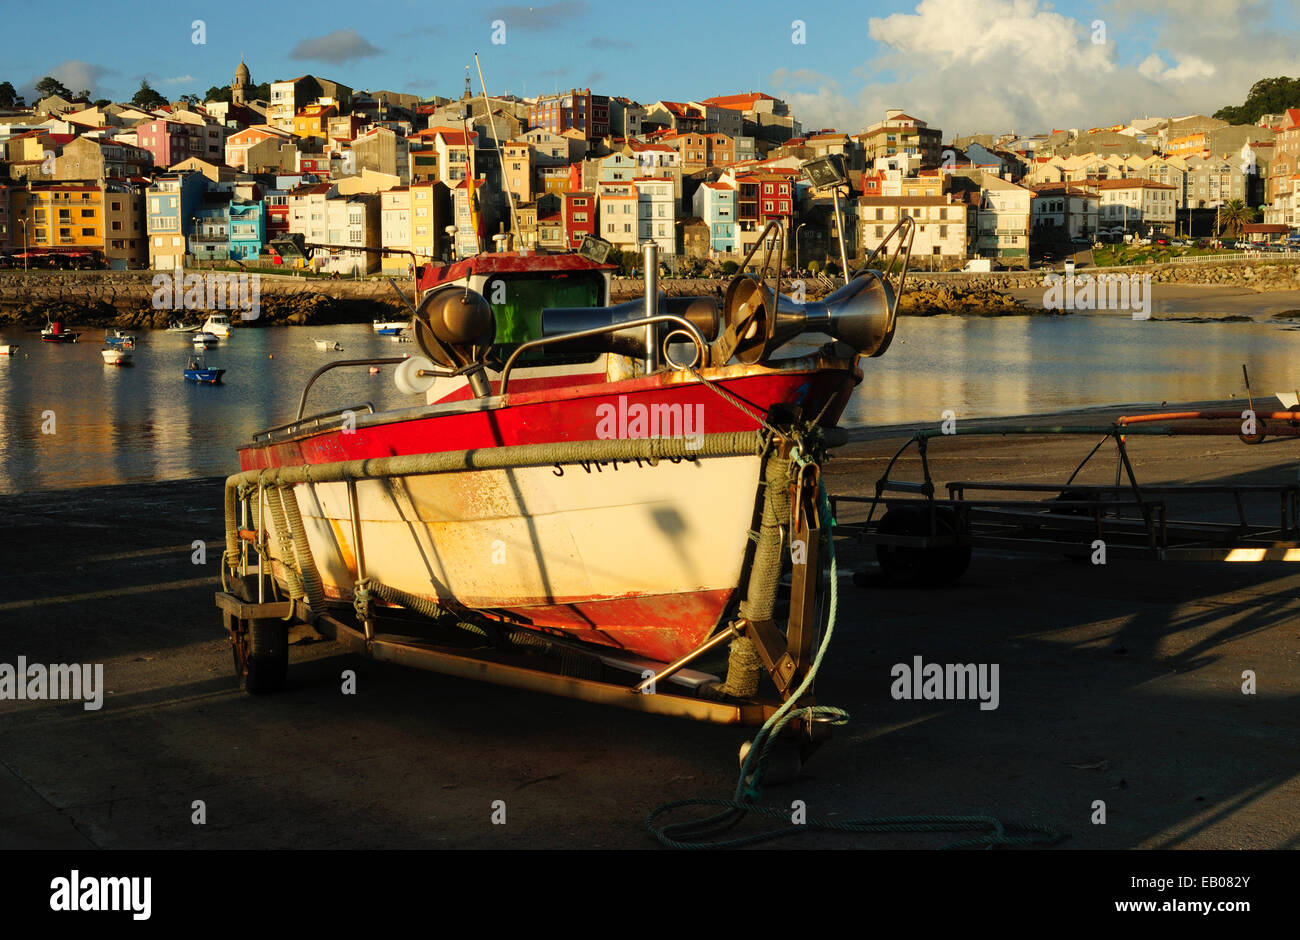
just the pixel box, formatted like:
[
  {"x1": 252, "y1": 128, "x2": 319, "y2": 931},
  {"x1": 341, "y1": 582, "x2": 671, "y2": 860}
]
[
  {"x1": 769, "y1": 0, "x2": 1297, "y2": 138},
  {"x1": 163, "y1": 75, "x2": 197, "y2": 85},
  {"x1": 290, "y1": 28, "x2": 382, "y2": 63},
  {"x1": 24, "y1": 59, "x2": 113, "y2": 100}
]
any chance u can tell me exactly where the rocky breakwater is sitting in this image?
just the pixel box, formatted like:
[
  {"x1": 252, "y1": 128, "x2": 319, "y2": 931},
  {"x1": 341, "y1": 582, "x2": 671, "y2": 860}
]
[
  {"x1": 0, "y1": 270, "x2": 408, "y2": 329},
  {"x1": 612, "y1": 275, "x2": 1028, "y2": 316}
]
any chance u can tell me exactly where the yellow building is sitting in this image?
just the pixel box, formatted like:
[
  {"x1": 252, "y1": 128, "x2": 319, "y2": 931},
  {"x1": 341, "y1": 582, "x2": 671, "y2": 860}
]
[
  {"x1": 11, "y1": 182, "x2": 145, "y2": 268},
  {"x1": 408, "y1": 180, "x2": 450, "y2": 264},
  {"x1": 293, "y1": 103, "x2": 337, "y2": 139}
]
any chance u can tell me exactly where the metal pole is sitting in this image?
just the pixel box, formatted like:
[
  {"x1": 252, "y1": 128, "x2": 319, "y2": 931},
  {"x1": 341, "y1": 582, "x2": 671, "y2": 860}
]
[
  {"x1": 642, "y1": 241, "x2": 659, "y2": 372},
  {"x1": 831, "y1": 187, "x2": 850, "y2": 280}
]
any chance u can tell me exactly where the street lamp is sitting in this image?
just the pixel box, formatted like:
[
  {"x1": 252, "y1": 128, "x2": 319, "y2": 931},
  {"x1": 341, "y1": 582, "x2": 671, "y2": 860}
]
[{"x1": 445, "y1": 224, "x2": 458, "y2": 261}]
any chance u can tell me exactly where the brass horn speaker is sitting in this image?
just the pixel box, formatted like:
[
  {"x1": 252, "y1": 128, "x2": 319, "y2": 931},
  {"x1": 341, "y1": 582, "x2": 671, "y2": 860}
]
[
  {"x1": 540, "y1": 295, "x2": 719, "y2": 358},
  {"x1": 414, "y1": 285, "x2": 496, "y2": 371},
  {"x1": 715, "y1": 272, "x2": 897, "y2": 364}
]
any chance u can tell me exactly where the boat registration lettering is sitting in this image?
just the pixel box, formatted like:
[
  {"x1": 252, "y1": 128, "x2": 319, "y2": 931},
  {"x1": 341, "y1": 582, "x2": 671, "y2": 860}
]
[{"x1": 551, "y1": 456, "x2": 699, "y2": 476}]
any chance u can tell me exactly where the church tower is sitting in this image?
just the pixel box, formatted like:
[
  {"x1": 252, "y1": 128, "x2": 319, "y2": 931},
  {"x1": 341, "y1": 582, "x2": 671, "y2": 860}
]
[{"x1": 232, "y1": 55, "x2": 250, "y2": 106}]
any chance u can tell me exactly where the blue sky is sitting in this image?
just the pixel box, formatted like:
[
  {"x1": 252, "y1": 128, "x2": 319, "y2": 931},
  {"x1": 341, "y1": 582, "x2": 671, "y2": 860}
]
[{"x1": 7, "y1": 0, "x2": 1298, "y2": 136}]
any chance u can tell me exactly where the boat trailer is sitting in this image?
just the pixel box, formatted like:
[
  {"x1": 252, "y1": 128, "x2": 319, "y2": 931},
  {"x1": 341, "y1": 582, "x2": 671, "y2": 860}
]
[
  {"x1": 215, "y1": 419, "x2": 844, "y2": 760},
  {"x1": 833, "y1": 413, "x2": 1300, "y2": 586}
]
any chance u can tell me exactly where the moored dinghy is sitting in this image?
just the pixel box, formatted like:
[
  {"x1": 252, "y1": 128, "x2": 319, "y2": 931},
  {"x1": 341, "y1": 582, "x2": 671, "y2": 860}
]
[
  {"x1": 40, "y1": 320, "x2": 80, "y2": 343},
  {"x1": 184, "y1": 355, "x2": 225, "y2": 384},
  {"x1": 101, "y1": 347, "x2": 133, "y2": 366},
  {"x1": 0, "y1": 344, "x2": 18, "y2": 356}
]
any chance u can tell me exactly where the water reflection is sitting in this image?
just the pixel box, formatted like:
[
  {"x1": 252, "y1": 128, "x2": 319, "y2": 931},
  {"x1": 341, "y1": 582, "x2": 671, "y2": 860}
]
[{"x1": 3, "y1": 315, "x2": 1300, "y2": 494}]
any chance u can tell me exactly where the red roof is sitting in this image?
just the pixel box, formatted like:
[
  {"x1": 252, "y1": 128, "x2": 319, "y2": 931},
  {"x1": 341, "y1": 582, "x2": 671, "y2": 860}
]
[{"x1": 700, "y1": 92, "x2": 776, "y2": 111}]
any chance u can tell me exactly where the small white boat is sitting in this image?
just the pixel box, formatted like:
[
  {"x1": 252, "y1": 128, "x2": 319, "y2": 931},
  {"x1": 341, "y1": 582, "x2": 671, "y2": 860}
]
[
  {"x1": 167, "y1": 321, "x2": 201, "y2": 333},
  {"x1": 101, "y1": 348, "x2": 133, "y2": 366},
  {"x1": 0, "y1": 344, "x2": 17, "y2": 356},
  {"x1": 313, "y1": 339, "x2": 343, "y2": 351},
  {"x1": 193, "y1": 331, "x2": 220, "y2": 348},
  {"x1": 202, "y1": 314, "x2": 232, "y2": 337}
]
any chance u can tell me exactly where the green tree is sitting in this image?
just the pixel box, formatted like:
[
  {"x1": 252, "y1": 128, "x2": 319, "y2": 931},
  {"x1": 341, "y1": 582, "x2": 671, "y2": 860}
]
[
  {"x1": 34, "y1": 75, "x2": 71, "y2": 100},
  {"x1": 721, "y1": 260, "x2": 739, "y2": 276},
  {"x1": 1214, "y1": 76, "x2": 1300, "y2": 125},
  {"x1": 1216, "y1": 199, "x2": 1257, "y2": 237},
  {"x1": 205, "y1": 85, "x2": 233, "y2": 104},
  {"x1": 92, "y1": 98, "x2": 111, "y2": 108},
  {"x1": 0, "y1": 81, "x2": 18, "y2": 107},
  {"x1": 130, "y1": 80, "x2": 167, "y2": 110}
]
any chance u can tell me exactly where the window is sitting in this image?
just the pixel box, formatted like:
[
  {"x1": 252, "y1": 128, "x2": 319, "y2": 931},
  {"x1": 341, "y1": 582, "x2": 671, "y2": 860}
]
[
  {"x1": 82, "y1": 227, "x2": 95, "y2": 237},
  {"x1": 763, "y1": 201, "x2": 773, "y2": 212},
  {"x1": 875, "y1": 226, "x2": 884, "y2": 238},
  {"x1": 172, "y1": 236, "x2": 182, "y2": 246},
  {"x1": 623, "y1": 223, "x2": 632, "y2": 233},
  {"x1": 875, "y1": 208, "x2": 883, "y2": 220},
  {"x1": 81, "y1": 209, "x2": 94, "y2": 218}
]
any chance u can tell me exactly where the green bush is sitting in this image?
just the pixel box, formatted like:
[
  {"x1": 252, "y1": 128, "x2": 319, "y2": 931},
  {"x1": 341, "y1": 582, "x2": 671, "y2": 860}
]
[{"x1": 721, "y1": 260, "x2": 739, "y2": 276}]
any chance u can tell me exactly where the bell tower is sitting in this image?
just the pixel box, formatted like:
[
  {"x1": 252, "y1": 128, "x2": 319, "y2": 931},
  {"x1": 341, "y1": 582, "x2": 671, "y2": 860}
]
[{"x1": 232, "y1": 55, "x2": 251, "y2": 106}]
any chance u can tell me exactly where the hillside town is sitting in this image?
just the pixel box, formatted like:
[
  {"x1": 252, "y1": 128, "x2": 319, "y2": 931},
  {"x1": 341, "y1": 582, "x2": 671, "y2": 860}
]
[{"x1": 1, "y1": 59, "x2": 1298, "y2": 275}]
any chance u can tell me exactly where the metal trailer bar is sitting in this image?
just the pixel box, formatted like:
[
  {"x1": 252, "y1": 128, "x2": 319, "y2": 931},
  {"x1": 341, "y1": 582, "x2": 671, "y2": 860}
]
[{"x1": 830, "y1": 422, "x2": 1300, "y2": 580}]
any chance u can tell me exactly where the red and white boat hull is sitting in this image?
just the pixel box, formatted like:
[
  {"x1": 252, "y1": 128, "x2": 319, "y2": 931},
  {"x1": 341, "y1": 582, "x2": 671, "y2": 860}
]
[{"x1": 240, "y1": 356, "x2": 856, "y2": 662}]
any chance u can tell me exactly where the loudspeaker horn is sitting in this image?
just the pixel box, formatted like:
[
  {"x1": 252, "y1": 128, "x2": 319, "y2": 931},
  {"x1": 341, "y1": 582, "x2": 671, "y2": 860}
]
[{"x1": 716, "y1": 271, "x2": 897, "y2": 365}]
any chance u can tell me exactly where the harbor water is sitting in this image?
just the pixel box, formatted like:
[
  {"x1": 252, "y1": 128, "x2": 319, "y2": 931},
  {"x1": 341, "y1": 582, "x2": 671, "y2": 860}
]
[{"x1": 3, "y1": 315, "x2": 1300, "y2": 494}]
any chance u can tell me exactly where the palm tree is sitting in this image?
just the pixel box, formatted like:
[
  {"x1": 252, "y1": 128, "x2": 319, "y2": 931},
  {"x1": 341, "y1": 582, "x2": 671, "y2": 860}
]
[{"x1": 1216, "y1": 199, "x2": 1256, "y2": 238}]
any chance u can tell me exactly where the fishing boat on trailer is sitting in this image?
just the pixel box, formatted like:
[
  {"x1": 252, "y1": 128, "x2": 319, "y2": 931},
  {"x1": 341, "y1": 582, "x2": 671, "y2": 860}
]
[
  {"x1": 40, "y1": 321, "x2": 80, "y2": 343},
  {"x1": 220, "y1": 152, "x2": 914, "y2": 748},
  {"x1": 230, "y1": 217, "x2": 911, "y2": 659},
  {"x1": 101, "y1": 347, "x2": 133, "y2": 366},
  {"x1": 202, "y1": 313, "x2": 232, "y2": 337},
  {"x1": 185, "y1": 355, "x2": 225, "y2": 384},
  {"x1": 372, "y1": 319, "x2": 407, "y2": 335}
]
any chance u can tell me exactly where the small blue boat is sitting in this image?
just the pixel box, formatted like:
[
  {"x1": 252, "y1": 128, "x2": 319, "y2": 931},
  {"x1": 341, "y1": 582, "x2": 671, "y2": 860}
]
[
  {"x1": 105, "y1": 329, "x2": 136, "y2": 349},
  {"x1": 184, "y1": 356, "x2": 225, "y2": 385}
]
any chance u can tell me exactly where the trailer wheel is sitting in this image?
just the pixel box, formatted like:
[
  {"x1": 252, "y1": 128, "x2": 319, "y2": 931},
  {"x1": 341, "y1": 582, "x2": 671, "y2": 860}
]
[
  {"x1": 1239, "y1": 418, "x2": 1266, "y2": 445},
  {"x1": 875, "y1": 505, "x2": 971, "y2": 586},
  {"x1": 229, "y1": 575, "x2": 289, "y2": 694}
]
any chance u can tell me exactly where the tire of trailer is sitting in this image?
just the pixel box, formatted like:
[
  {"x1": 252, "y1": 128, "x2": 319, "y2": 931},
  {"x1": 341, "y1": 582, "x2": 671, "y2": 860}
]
[
  {"x1": 874, "y1": 505, "x2": 971, "y2": 587},
  {"x1": 1239, "y1": 419, "x2": 1266, "y2": 445},
  {"x1": 229, "y1": 575, "x2": 289, "y2": 694}
]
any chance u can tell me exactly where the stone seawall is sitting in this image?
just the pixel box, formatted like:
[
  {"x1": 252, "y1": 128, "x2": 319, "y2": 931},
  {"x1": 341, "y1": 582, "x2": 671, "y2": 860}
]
[
  {"x1": 0, "y1": 270, "x2": 408, "y2": 329},
  {"x1": 3, "y1": 257, "x2": 1294, "y2": 329}
]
